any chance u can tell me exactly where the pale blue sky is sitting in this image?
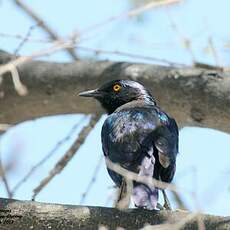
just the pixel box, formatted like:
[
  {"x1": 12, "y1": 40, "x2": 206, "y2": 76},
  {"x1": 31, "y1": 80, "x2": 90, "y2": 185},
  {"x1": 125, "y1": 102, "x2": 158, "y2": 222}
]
[{"x1": 0, "y1": 0, "x2": 229, "y2": 216}]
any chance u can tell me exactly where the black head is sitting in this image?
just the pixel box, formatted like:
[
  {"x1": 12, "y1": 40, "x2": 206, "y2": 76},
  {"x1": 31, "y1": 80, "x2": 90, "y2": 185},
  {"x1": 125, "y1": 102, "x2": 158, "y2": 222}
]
[{"x1": 79, "y1": 80, "x2": 156, "y2": 114}]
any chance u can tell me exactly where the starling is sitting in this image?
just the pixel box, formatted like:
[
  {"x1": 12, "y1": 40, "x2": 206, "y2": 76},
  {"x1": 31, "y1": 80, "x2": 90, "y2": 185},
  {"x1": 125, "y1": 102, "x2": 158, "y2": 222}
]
[{"x1": 79, "y1": 80, "x2": 178, "y2": 210}]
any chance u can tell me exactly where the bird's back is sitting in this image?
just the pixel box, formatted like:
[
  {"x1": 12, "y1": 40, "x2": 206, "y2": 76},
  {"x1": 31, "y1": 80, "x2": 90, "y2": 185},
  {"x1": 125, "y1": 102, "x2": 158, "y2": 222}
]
[{"x1": 101, "y1": 100, "x2": 178, "y2": 186}]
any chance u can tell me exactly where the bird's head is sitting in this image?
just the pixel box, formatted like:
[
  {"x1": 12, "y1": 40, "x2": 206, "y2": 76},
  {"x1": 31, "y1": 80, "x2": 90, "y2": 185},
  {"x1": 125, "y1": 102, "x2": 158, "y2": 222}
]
[{"x1": 79, "y1": 79, "x2": 156, "y2": 114}]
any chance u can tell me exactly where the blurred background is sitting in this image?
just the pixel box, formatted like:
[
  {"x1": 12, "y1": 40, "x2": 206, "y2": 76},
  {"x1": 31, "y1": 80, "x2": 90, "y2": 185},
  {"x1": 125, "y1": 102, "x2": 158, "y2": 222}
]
[{"x1": 0, "y1": 0, "x2": 229, "y2": 216}]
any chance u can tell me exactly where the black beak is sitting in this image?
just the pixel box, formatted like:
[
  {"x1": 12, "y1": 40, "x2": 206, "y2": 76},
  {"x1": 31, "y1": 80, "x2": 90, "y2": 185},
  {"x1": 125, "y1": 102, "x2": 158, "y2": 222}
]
[{"x1": 78, "y1": 89, "x2": 102, "y2": 98}]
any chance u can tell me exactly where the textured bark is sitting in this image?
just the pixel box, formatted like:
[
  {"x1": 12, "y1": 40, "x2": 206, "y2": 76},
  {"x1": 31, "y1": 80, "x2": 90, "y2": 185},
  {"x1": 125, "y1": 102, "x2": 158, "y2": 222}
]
[
  {"x1": 0, "y1": 50, "x2": 230, "y2": 132},
  {"x1": 0, "y1": 198, "x2": 229, "y2": 230}
]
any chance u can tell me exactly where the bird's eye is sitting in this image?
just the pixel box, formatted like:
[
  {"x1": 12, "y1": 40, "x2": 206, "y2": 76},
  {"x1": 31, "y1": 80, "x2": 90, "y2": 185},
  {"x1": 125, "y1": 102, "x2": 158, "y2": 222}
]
[{"x1": 113, "y1": 84, "x2": 121, "y2": 92}]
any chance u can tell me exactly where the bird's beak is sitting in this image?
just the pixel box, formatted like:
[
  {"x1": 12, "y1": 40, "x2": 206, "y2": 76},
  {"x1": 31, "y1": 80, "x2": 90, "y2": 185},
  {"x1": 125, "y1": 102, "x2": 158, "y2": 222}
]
[{"x1": 78, "y1": 89, "x2": 102, "y2": 98}]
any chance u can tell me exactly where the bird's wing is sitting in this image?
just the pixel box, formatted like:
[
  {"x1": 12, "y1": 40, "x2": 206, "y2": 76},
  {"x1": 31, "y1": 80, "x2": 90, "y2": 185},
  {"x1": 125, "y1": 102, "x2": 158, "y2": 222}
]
[{"x1": 155, "y1": 110, "x2": 178, "y2": 182}]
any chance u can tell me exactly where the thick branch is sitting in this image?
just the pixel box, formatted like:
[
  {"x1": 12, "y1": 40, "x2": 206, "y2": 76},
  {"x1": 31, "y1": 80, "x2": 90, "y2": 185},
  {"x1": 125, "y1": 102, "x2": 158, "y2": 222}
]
[
  {"x1": 0, "y1": 50, "x2": 229, "y2": 132},
  {"x1": 0, "y1": 198, "x2": 229, "y2": 230}
]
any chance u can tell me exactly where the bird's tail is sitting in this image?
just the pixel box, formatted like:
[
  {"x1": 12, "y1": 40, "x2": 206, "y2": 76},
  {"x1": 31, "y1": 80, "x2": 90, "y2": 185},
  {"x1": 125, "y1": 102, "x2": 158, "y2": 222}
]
[
  {"x1": 132, "y1": 183, "x2": 158, "y2": 210},
  {"x1": 132, "y1": 154, "x2": 158, "y2": 210}
]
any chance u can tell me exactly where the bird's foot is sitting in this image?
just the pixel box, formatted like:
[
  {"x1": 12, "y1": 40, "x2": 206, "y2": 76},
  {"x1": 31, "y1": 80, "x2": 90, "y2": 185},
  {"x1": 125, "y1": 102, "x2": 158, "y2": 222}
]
[
  {"x1": 156, "y1": 203, "x2": 164, "y2": 210},
  {"x1": 163, "y1": 200, "x2": 172, "y2": 210}
]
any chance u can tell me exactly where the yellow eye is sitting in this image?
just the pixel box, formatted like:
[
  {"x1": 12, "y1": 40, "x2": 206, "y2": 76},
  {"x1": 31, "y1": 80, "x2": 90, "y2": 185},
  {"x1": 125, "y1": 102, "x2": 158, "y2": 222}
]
[{"x1": 113, "y1": 84, "x2": 121, "y2": 92}]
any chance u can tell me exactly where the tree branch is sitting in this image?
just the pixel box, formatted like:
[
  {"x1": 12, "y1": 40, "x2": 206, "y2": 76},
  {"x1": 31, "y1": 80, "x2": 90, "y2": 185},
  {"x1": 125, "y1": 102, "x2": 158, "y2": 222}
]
[
  {"x1": 0, "y1": 198, "x2": 229, "y2": 230},
  {"x1": 0, "y1": 50, "x2": 229, "y2": 132}
]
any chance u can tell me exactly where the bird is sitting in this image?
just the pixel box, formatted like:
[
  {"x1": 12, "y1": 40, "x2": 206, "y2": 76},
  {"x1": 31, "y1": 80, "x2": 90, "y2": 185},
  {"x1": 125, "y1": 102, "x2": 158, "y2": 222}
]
[{"x1": 79, "y1": 79, "x2": 178, "y2": 210}]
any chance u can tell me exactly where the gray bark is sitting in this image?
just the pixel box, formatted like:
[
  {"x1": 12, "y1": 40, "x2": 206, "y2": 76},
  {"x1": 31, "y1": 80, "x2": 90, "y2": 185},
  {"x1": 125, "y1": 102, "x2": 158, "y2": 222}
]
[
  {"x1": 0, "y1": 50, "x2": 230, "y2": 133},
  {"x1": 0, "y1": 198, "x2": 229, "y2": 230}
]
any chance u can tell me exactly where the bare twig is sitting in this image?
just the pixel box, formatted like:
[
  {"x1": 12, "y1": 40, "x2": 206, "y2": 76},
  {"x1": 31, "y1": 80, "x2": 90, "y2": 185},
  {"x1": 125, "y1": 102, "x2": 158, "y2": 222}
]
[
  {"x1": 14, "y1": 24, "x2": 39, "y2": 55},
  {"x1": 207, "y1": 37, "x2": 221, "y2": 67},
  {"x1": 1, "y1": 0, "x2": 181, "y2": 49},
  {"x1": 76, "y1": 0, "x2": 181, "y2": 37},
  {"x1": 0, "y1": 40, "x2": 189, "y2": 82},
  {"x1": 80, "y1": 155, "x2": 104, "y2": 205},
  {"x1": 105, "y1": 158, "x2": 202, "y2": 212},
  {"x1": 77, "y1": 46, "x2": 187, "y2": 67},
  {"x1": 115, "y1": 178, "x2": 132, "y2": 209},
  {"x1": 9, "y1": 63, "x2": 28, "y2": 96},
  {"x1": 0, "y1": 40, "x2": 74, "y2": 76},
  {"x1": 31, "y1": 114, "x2": 101, "y2": 200},
  {"x1": 4, "y1": 0, "x2": 181, "y2": 50},
  {"x1": 171, "y1": 190, "x2": 188, "y2": 210},
  {"x1": 0, "y1": 32, "x2": 52, "y2": 43},
  {"x1": 0, "y1": 60, "x2": 28, "y2": 96},
  {"x1": 166, "y1": 10, "x2": 195, "y2": 63},
  {"x1": 12, "y1": 116, "x2": 87, "y2": 194},
  {"x1": 127, "y1": 0, "x2": 181, "y2": 17},
  {"x1": 0, "y1": 0, "x2": 182, "y2": 78},
  {"x1": 0, "y1": 34, "x2": 186, "y2": 66},
  {"x1": 106, "y1": 158, "x2": 180, "y2": 193},
  {"x1": 12, "y1": 0, "x2": 78, "y2": 60}
]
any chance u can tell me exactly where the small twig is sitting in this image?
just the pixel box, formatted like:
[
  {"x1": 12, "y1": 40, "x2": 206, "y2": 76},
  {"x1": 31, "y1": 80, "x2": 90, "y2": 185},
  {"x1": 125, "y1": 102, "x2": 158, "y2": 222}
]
[
  {"x1": 171, "y1": 190, "x2": 188, "y2": 210},
  {"x1": 7, "y1": 0, "x2": 179, "y2": 46},
  {"x1": 31, "y1": 114, "x2": 101, "y2": 200},
  {"x1": 105, "y1": 158, "x2": 200, "y2": 211},
  {"x1": 76, "y1": 0, "x2": 181, "y2": 37},
  {"x1": 106, "y1": 158, "x2": 179, "y2": 193},
  {"x1": 0, "y1": 0, "x2": 183, "y2": 77},
  {"x1": 13, "y1": 0, "x2": 78, "y2": 60},
  {"x1": 77, "y1": 46, "x2": 187, "y2": 67},
  {"x1": 80, "y1": 155, "x2": 104, "y2": 205},
  {"x1": 162, "y1": 189, "x2": 172, "y2": 210},
  {"x1": 127, "y1": 0, "x2": 181, "y2": 17},
  {"x1": 0, "y1": 157, "x2": 12, "y2": 198},
  {"x1": 0, "y1": 61, "x2": 28, "y2": 96},
  {"x1": 14, "y1": 24, "x2": 39, "y2": 55},
  {"x1": 0, "y1": 38, "x2": 189, "y2": 80},
  {"x1": 0, "y1": 32, "x2": 52, "y2": 43},
  {"x1": 0, "y1": 41, "x2": 73, "y2": 79},
  {"x1": 207, "y1": 37, "x2": 221, "y2": 67},
  {"x1": 12, "y1": 116, "x2": 87, "y2": 194},
  {"x1": 166, "y1": 10, "x2": 195, "y2": 63},
  {"x1": 9, "y1": 63, "x2": 28, "y2": 96},
  {"x1": 115, "y1": 178, "x2": 132, "y2": 209}
]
